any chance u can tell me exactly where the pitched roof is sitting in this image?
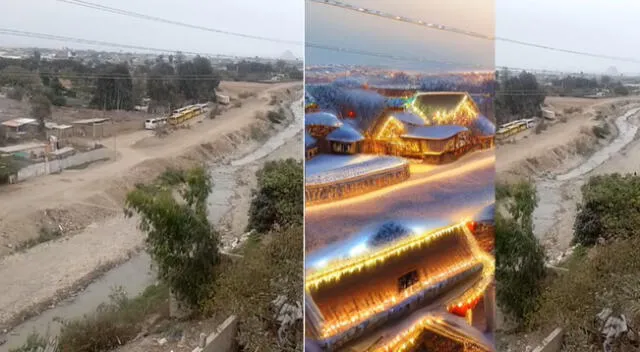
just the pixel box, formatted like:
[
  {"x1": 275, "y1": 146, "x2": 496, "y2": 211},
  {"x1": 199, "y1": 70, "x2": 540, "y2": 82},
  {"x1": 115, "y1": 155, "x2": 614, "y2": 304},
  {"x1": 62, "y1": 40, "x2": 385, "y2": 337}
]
[
  {"x1": 326, "y1": 124, "x2": 364, "y2": 143},
  {"x1": 413, "y1": 92, "x2": 468, "y2": 112},
  {"x1": 401, "y1": 125, "x2": 468, "y2": 140},
  {"x1": 391, "y1": 112, "x2": 425, "y2": 126},
  {"x1": 305, "y1": 111, "x2": 342, "y2": 127},
  {"x1": 1, "y1": 118, "x2": 37, "y2": 128}
]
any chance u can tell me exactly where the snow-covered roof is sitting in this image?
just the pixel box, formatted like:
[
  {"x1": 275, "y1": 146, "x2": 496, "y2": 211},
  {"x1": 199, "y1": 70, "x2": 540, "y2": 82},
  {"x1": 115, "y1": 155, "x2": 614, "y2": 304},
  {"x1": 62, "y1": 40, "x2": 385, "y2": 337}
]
[
  {"x1": 402, "y1": 125, "x2": 468, "y2": 140},
  {"x1": 474, "y1": 203, "x2": 495, "y2": 223},
  {"x1": 306, "y1": 156, "x2": 407, "y2": 186},
  {"x1": 305, "y1": 112, "x2": 342, "y2": 127},
  {"x1": 305, "y1": 131, "x2": 317, "y2": 149},
  {"x1": 391, "y1": 112, "x2": 425, "y2": 126},
  {"x1": 326, "y1": 124, "x2": 364, "y2": 143},
  {"x1": 414, "y1": 92, "x2": 468, "y2": 112}
]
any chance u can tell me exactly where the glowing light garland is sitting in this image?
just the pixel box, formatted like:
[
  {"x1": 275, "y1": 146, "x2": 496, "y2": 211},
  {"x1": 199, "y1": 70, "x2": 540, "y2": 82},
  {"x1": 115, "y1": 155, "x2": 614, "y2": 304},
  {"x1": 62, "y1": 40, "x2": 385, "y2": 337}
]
[
  {"x1": 361, "y1": 224, "x2": 495, "y2": 351},
  {"x1": 372, "y1": 315, "x2": 491, "y2": 352},
  {"x1": 319, "y1": 258, "x2": 483, "y2": 338},
  {"x1": 306, "y1": 223, "x2": 467, "y2": 289}
]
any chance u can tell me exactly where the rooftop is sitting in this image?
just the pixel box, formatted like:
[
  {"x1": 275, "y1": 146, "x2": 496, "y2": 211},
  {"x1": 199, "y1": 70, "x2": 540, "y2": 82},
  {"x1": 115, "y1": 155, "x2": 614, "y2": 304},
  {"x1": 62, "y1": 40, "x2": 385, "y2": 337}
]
[
  {"x1": 402, "y1": 125, "x2": 468, "y2": 140},
  {"x1": 72, "y1": 118, "x2": 110, "y2": 125},
  {"x1": 326, "y1": 124, "x2": 364, "y2": 143},
  {"x1": 391, "y1": 112, "x2": 425, "y2": 126},
  {"x1": 0, "y1": 142, "x2": 47, "y2": 154},
  {"x1": 1, "y1": 118, "x2": 37, "y2": 128},
  {"x1": 413, "y1": 92, "x2": 469, "y2": 112},
  {"x1": 305, "y1": 111, "x2": 342, "y2": 128},
  {"x1": 305, "y1": 154, "x2": 407, "y2": 186}
]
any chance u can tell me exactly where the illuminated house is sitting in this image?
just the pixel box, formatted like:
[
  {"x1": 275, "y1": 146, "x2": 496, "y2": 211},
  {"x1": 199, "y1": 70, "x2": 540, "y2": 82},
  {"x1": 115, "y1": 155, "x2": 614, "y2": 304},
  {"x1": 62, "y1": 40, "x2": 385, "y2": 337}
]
[
  {"x1": 305, "y1": 222, "x2": 495, "y2": 351},
  {"x1": 306, "y1": 131, "x2": 319, "y2": 160},
  {"x1": 306, "y1": 111, "x2": 343, "y2": 139},
  {"x1": 326, "y1": 124, "x2": 364, "y2": 154}
]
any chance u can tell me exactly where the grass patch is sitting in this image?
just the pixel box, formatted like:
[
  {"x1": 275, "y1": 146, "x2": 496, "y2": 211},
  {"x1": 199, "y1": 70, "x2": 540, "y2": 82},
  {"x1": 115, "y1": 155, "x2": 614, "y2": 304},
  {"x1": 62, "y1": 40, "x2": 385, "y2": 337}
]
[
  {"x1": 531, "y1": 236, "x2": 640, "y2": 351},
  {"x1": 16, "y1": 227, "x2": 63, "y2": 251},
  {"x1": 56, "y1": 283, "x2": 170, "y2": 352},
  {"x1": 250, "y1": 125, "x2": 268, "y2": 142},
  {"x1": 9, "y1": 331, "x2": 48, "y2": 352}
]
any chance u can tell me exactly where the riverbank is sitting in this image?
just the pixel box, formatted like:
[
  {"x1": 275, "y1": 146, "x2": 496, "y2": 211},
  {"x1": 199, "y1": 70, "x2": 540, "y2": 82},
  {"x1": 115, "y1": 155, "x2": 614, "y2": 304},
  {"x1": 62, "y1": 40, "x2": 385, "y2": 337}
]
[{"x1": 0, "y1": 91, "x2": 303, "y2": 350}]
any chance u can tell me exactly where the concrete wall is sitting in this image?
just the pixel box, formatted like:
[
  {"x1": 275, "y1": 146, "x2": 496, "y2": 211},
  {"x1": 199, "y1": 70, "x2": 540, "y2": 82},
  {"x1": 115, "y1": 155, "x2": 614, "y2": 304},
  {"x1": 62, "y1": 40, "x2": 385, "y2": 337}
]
[
  {"x1": 203, "y1": 315, "x2": 238, "y2": 352},
  {"x1": 532, "y1": 328, "x2": 564, "y2": 352},
  {"x1": 16, "y1": 148, "x2": 112, "y2": 182}
]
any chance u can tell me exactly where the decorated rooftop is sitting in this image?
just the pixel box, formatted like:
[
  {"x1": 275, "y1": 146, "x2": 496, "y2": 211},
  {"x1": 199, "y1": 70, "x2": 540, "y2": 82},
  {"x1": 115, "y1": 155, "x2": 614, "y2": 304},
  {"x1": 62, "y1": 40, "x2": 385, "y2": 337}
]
[
  {"x1": 325, "y1": 123, "x2": 365, "y2": 143},
  {"x1": 305, "y1": 111, "x2": 343, "y2": 127},
  {"x1": 402, "y1": 125, "x2": 469, "y2": 140},
  {"x1": 391, "y1": 111, "x2": 426, "y2": 126},
  {"x1": 305, "y1": 155, "x2": 407, "y2": 186}
]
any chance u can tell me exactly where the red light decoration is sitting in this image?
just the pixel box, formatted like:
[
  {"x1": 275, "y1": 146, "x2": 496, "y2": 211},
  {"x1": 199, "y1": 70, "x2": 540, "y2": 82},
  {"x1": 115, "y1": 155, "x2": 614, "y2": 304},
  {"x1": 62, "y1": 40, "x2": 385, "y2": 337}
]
[
  {"x1": 449, "y1": 296, "x2": 481, "y2": 317},
  {"x1": 347, "y1": 110, "x2": 356, "y2": 118},
  {"x1": 466, "y1": 221, "x2": 477, "y2": 233}
]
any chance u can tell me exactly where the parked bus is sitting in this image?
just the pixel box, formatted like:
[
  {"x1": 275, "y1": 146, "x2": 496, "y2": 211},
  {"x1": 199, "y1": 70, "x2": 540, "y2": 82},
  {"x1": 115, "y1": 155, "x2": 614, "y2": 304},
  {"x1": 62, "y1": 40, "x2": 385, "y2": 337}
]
[{"x1": 144, "y1": 117, "x2": 167, "y2": 130}]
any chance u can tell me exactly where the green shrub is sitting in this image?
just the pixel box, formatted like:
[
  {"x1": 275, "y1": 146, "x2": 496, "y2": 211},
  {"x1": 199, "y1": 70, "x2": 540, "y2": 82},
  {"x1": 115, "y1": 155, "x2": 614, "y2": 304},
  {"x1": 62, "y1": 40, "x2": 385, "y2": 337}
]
[
  {"x1": 247, "y1": 159, "x2": 303, "y2": 233},
  {"x1": 574, "y1": 173, "x2": 640, "y2": 246},
  {"x1": 58, "y1": 284, "x2": 169, "y2": 352}
]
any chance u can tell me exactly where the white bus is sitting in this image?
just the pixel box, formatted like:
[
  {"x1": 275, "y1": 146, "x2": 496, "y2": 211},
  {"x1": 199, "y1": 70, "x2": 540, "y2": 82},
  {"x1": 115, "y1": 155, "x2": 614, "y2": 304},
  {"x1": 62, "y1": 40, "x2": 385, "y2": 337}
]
[{"x1": 144, "y1": 117, "x2": 168, "y2": 130}]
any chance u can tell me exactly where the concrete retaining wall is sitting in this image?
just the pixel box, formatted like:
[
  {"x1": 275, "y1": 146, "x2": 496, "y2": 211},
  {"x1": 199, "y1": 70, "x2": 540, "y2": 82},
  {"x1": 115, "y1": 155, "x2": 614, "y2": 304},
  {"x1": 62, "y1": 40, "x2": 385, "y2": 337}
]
[
  {"x1": 532, "y1": 328, "x2": 563, "y2": 352},
  {"x1": 17, "y1": 148, "x2": 112, "y2": 182},
  {"x1": 203, "y1": 315, "x2": 238, "y2": 352}
]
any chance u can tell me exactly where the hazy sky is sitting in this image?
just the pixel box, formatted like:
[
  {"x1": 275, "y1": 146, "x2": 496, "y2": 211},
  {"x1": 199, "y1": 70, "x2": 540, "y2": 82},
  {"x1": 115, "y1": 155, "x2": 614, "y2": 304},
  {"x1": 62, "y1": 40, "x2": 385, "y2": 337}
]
[
  {"x1": 306, "y1": 0, "x2": 495, "y2": 72},
  {"x1": 0, "y1": 0, "x2": 303, "y2": 58},
  {"x1": 496, "y1": 0, "x2": 640, "y2": 74}
]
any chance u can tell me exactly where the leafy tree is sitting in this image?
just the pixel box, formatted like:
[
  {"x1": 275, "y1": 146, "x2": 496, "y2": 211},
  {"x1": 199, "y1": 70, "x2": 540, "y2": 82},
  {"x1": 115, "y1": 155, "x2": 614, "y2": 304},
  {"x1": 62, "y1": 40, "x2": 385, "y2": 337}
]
[
  {"x1": 496, "y1": 71, "x2": 545, "y2": 125},
  {"x1": 90, "y1": 63, "x2": 134, "y2": 110},
  {"x1": 0, "y1": 65, "x2": 39, "y2": 88},
  {"x1": 613, "y1": 84, "x2": 629, "y2": 96},
  {"x1": 30, "y1": 94, "x2": 52, "y2": 136},
  {"x1": 574, "y1": 174, "x2": 640, "y2": 246},
  {"x1": 206, "y1": 225, "x2": 303, "y2": 351},
  {"x1": 124, "y1": 167, "x2": 220, "y2": 307},
  {"x1": 247, "y1": 159, "x2": 303, "y2": 233},
  {"x1": 147, "y1": 62, "x2": 179, "y2": 109},
  {"x1": 177, "y1": 56, "x2": 220, "y2": 102},
  {"x1": 495, "y1": 181, "x2": 546, "y2": 324}
]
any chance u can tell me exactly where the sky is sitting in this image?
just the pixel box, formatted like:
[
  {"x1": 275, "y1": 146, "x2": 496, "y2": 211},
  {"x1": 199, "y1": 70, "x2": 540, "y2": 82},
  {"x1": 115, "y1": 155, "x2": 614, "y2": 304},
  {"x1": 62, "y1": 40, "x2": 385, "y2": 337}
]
[
  {"x1": 496, "y1": 0, "x2": 640, "y2": 75},
  {"x1": 305, "y1": 0, "x2": 495, "y2": 72},
  {"x1": 0, "y1": 0, "x2": 303, "y2": 59}
]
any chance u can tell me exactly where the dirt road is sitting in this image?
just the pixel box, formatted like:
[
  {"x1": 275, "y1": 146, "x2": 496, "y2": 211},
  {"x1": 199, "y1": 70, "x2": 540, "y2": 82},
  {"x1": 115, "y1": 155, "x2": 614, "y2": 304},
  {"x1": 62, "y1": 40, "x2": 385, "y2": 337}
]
[
  {"x1": 496, "y1": 96, "x2": 637, "y2": 180},
  {"x1": 0, "y1": 81, "x2": 300, "y2": 329},
  {"x1": 496, "y1": 96, "x2": 640, "y2": 260},
  {"x1": 0, "y1": 82, "x2": 299, "y2": 255}
]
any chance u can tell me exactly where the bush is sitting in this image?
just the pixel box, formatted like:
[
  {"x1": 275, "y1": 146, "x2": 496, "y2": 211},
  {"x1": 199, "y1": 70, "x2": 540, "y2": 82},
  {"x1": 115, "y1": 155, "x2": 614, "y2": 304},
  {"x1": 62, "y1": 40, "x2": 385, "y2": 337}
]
[
  {"x1": 238, "y1": 91, "x2": 256, "y2": 99},
  {"x1": 267, "y1": 109, "x2": 285, "y2": 123},
  {"x1": 534, "y1": 120, "x2": 547, "y2": 134},
  {"x1": 247, "y1": 159, "x2": 303, "y2": 233},
  {"x1": 205, "y1": 225, "x2": 303, "y2": 352},
  {"x1": 592, "y1": 123, "x2": 610, "y2": 138},
  {"x1": 531, "y1": 236, "x2": 640, "y2": 350},
  {"x1": 495, "y1": 181, "x2": 546, "y2": 324},
  {"x1": 9, "y1": 331, "x2": 47, "y2": 352},
  {"x1": 57, "y1": 284, "x2": 169, "y2": 352},
  {"x1": 573, "y1": 174, "x2": 640, "y2": 246},
  {"x1": 6, "y1": 87, "x2": 25, "y2": 101},
  {"x1": 233, "y1": 100, "x2": 242, "y2": 108}
]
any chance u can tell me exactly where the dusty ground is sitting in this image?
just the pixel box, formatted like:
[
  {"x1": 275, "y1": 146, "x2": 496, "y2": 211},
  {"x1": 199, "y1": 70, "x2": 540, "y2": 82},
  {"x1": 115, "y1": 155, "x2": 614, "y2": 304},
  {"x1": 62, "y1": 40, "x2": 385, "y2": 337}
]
[
  {"x1": 496, "y1": 97, "x2": 633, "y2": 181},
  {"x1": 0, "y1": 81, "x2": 301, "y2": 329},
  {"x1": 496, "y1": 96, "x2": 640, "y2": 350}
]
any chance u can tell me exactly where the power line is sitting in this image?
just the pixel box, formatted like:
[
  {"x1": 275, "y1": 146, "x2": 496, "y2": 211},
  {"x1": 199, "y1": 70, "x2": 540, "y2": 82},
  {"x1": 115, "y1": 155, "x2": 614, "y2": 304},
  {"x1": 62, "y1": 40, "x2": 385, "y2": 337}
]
[
  {"x1": 55, "y1": 0, "x2": 485, "y2": 69},
  {"x1": 0, "y1": 28, "x2": 240, "y2": 59},
  {"x1": 308, "y1": 0, "x2": 640, "y2": 64},
  {"x1": 57, "y1": 0, "x2": 302, "y2": 46}
]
